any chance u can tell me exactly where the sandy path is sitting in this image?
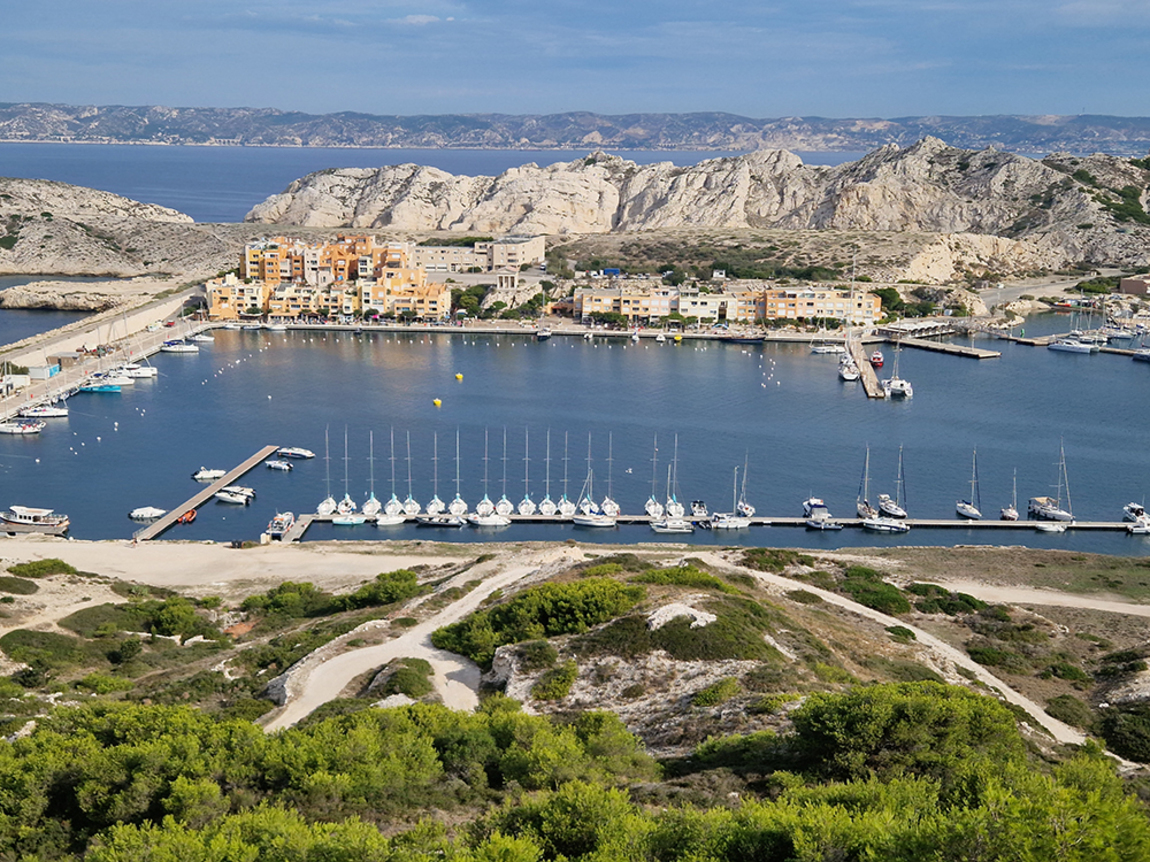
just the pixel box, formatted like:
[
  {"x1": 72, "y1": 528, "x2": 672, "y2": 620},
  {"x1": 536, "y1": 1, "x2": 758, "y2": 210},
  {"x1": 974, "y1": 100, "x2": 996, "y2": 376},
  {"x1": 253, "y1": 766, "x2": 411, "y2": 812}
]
[
  {"x1": 262, "y1": 546, "x2": 581, "y2": 731},
  {"x1": 700, "y1": 552, "x2": 1086, "y2": 746},
  {"x1": 927, "y1": 579, "x2": 1150, "y2": 618},
  {"x1": 0, "y1": 537, "x2": 461, "y2": 597}
]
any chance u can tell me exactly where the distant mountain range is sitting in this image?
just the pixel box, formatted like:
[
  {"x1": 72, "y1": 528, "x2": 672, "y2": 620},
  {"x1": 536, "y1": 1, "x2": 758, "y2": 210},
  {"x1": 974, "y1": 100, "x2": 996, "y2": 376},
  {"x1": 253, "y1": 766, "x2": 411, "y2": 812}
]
[{"x1": 5, "y1": 103, "x2": 1150, "y2": 154}]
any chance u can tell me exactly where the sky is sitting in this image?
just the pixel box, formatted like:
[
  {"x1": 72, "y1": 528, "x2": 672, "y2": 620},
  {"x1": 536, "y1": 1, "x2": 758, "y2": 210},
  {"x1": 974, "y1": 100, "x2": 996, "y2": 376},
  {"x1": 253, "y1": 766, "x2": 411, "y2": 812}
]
[{"x1": 4, "y1": 1, "x2": 1150, "y2": 117}]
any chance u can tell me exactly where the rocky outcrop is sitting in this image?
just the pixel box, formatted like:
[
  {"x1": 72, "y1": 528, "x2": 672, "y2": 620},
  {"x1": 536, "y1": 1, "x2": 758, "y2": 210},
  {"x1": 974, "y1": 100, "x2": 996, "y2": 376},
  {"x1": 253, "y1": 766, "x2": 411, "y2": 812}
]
[{"x1": 246, "y1": 138, "x2": 1150, "y2": 267}]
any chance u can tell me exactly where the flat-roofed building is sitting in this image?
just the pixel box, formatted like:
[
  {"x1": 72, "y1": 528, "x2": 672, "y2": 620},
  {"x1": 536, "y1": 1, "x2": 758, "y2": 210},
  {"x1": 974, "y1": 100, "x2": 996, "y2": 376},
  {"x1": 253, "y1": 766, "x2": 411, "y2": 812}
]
[{"x1": 205, "y1": 273, "x2": 271, "y2": 320}]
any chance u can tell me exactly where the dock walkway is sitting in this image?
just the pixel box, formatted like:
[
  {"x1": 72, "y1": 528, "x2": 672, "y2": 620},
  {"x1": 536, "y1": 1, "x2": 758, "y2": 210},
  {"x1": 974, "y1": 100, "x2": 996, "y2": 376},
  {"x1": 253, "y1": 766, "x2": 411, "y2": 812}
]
[
  {"x1": 848, "y1": 339, "x2": 885, "y2": 399},
  {"x1": 134, "y1": 445, "x2": 280, "y2": 541},
  {"x1": 895, "y1": 336, "x2": 1000, "y2": 359}
]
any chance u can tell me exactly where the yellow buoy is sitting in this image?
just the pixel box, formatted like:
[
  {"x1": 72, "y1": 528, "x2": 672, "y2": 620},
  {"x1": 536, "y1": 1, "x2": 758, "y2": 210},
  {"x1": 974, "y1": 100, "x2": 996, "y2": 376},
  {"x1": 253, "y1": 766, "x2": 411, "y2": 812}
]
[
  {"x1": 674, "y1": 334, "x2": 683, "y2": 343},
  {"x1": 455, "y1": 373, "x2": 463, "y2": 381},
  {"x1": 433, "y1": 398, "x2": 442, "y2": 407}
]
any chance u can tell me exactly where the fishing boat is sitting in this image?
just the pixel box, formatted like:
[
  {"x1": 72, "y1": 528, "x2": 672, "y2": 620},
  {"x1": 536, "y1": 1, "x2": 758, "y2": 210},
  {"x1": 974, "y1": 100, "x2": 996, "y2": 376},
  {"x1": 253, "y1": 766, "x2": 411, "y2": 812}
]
[
  {"x1": 1028, "y1": 440, "x2": 1074, "y2": 522},
  {"x1": 710, "y1": 467, "x2": 751, "y2": 529},
  {"x1": 878, "y1": 446, "x2": 909, "y2": 518},
  {"x1": 956, "y1": 448, "x2": 983, "y2": 519},
  {"x1": 538, "y1": 429, "x2": 557, "y2": 516},
  {"x1": 0, "y1": 420, "x2": 45, "y2": 434},
  {"x1": 518, "y1": 428, "x2": 537, "y2": 515},
  {"x1": 600, "y1": 432, "x2": 620, "y2": 516},
  {"x1": 19, "y1": 401, "x2": 68, "y2": 418},
  {"x1": 1000, "y1": 469, "x2": 1019, "y2": 521},
  {"x1": 267, "y1": 511, "x2": 295, "y2": 538},
  {"x1": 336, "y1": 427, "x2": 357, "y2": 515},
  {"x1": 192, "y1": 467, "x2": 226, "y2": 481},
  {"x1": 403, "y1": 432, "x2": 420, "y2": 515},
  {"x1": 265, "y1": 459, "x2": 293, "y2": 471},
  {"x1": 496, "y1": 428, "x2": 515, "y2": 516},
  {"x1": 426, "y1": 432, "x2": 445, "y2": 515},
  {"x1": 856, "y1": 446, "x2": 879, "y2": 519},
  {"x1": 128, "y1": 506, "x2": 166, "y2": 521},
  {"x1": 1, "y1": 505, "x2": 70, "y2": 535},
  {"x1": 277, "y1": 447, "x2": 315, "y2": 459},
  {"x1": 870, "y1": 350, "x2": 884, "y2": 367},
  {"x1": 448, "y1": 429, "x2": 468, "y2": 516},
  {"x1": 317, "y1": 427, "x2": 337, "y2": 516}
]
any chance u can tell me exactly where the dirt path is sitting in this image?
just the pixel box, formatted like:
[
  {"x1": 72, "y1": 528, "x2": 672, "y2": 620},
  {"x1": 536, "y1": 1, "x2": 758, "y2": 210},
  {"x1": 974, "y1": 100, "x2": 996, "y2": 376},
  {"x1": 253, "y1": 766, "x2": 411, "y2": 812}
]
[
  {"x1": 926, "y1": 579, "x2": 1150, "y2": 618},
  {"x1": 701, "y1": 552, "x2": 1086, "y2": 746},
  {"x1": 262, "y1": 546, "x2": 581, "y2": 731}
]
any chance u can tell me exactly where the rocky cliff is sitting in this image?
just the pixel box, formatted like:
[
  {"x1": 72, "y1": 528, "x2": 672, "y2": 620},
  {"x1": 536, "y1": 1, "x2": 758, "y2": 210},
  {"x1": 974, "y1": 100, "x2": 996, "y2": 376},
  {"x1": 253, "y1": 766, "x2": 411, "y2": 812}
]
[{"x1": 246, "y1": 138, "x2": 1150, "y2": 268}]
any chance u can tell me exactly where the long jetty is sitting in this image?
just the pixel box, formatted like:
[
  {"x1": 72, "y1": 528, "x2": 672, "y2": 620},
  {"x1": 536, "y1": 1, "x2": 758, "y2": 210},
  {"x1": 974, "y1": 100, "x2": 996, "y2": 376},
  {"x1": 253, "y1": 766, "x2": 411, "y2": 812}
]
[
  {"x1": 134, "y1": 445, "x2": 280, "y2": 541},
  {"x1": 847, "y1": 339, "x2": 885, "y2": 399}
]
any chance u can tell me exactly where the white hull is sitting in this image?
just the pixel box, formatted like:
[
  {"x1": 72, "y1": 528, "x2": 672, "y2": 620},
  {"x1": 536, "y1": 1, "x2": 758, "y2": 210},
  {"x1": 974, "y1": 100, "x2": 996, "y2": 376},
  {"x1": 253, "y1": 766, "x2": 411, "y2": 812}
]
[
  {"x1": 956, "y1": 501, "x2": 982, "y2": 520},
  {"x1": 573, "y1": 513, "x2": 617, "y2": 527},
  {"x1": 265, "y1": 459, "x2": 293, "y2": 471},
  {"x1": 862, "y1": 517, "x2": 910, "y2": 533},
  {"x1": 128, "y1": 506, "x2": 166, "y2": 521}
]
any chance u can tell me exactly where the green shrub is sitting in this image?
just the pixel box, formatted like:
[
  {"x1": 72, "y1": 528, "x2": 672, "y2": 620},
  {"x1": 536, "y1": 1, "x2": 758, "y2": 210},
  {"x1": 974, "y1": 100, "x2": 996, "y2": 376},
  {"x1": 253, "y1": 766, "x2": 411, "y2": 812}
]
[
  {"x1": 340, "y1": 569, "x2": 425, "y2": 610},
  {"x1": 581, "y1": 563, "x2": 623, "y2": 577},
  {"x1": 633, "y1": 566, "x2": 737, "y2": 593},
  {"x1": 1045, "y1": 694, "x2": 1095, "y2": 729},
  {"x1": 621, "y1": 683, "x2": 645, "y2": 699},
  {"x1": 0, "y1": 576, "x2": 38, "y2": 595},
  {"x1": 966, "y1": 644, "x2": 1013, "y2": 666},
  {"x1": 579, "y1": 553, "x2": 652, "y2": 574},
  {"x1": 382, "y1": 659, "x2": 435, "y2": 699},
  {"x1": 517, "y1": 640, "x2": 558, "y2": 671},
  {"x1": 218, "y1": 697, "x2": 276, "y2": 722},
  {"x1": 240, "y1": 581, "x2": 338, "y2": 618},
  {"x1": 7, "y1": 559, "x2": 76, "y2": 578},
  {"x1": 531, "y1": 660, "x2": 578, "y2": 700},
  {"x1": 1040, "y1": 661, "x2": 1090, "y2": 682},
  {"x1": 840, "y1": 575, "x2": 910, "y2": 615},
  {"x1": 432, "y1": 578, "x2": 644, "y2": 667},
  {"x1": 886, "y1": 625, "x2": 916, "y2": 643},
  {"x1": 1099, "y1": 703, "x2": 1150, "y2": 762},
  {"x1": 691, "y1": 677, "x2": 741, "y2": 707},
  {"x1": 741, "y1": 548, "x2": 813, "y2": 573},
  {"x1": 864, "y1": 656, "x2": 943, "y2": 683},
  {"x1": 0, "y1": 629, "x2": 105, "y2": 671},
  {"x1": 786, "y1": 589, "x2": 822, "y2": 604},
  {"x1": 748, "y1": 693, "x2": 800, "y2": 714},
  {"x1": 812, "y1": 662, "x2": 857, "y2": 684},
  {"x1": 74, "y1": 673, "x2": 134, "y2": 694},
  {"x1": 906, "y1": 583, "x2": 986, "y2": 615}
]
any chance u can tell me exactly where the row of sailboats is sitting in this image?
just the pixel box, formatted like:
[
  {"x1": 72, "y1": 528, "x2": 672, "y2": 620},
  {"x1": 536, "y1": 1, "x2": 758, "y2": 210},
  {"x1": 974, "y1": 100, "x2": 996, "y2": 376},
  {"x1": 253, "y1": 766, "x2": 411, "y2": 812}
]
[{"x1": 312, "y1": 428, "x2": 756, "y2": 531}]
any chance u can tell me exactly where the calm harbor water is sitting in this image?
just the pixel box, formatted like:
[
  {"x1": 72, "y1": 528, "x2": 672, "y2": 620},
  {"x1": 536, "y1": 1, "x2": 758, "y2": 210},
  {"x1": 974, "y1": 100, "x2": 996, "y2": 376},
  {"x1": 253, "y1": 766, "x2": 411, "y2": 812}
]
[
  {"x1": 0, "y1": 143, "x2": 864, "y2": 224},
  {"x1": 1, "y1": 326, "x2": 1147, "y2": 554},
  {"x1": 0, "y1": 277, "x2": 104, "y2": 346}
]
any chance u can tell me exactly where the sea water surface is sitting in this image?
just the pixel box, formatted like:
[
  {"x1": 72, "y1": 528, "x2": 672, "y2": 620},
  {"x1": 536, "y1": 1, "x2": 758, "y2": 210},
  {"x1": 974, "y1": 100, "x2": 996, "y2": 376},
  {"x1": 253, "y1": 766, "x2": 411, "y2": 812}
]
[{"x1": 1, "y1": 327, "x2": 1147, "y2": 553}]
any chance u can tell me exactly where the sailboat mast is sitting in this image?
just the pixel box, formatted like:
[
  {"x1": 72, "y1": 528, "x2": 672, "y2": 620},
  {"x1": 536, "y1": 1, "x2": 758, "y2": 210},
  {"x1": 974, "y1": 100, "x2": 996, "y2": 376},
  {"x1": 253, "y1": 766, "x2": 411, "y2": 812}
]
[
  {"x1": 607, "y1": 432, "x2": 614, "y2": 499},
  {"x1": 455, "y1": 428, "x2": 461, "y2": 496},
  {"x1": 406, "y1": 431, "x2": 414, "y2": 499},
  {"x1": 501, "y1": 427, "x2": 508, "y2": 499},
  {"x1": 545, "y1": 428, "x2": 551, "y2": 498},
  {"x1": 651, "y1": 433, "x2": 659, "y2": 500},
  {"x1": 324, "y1": 426, "x2": 332, "y2": 498},
  {"x1": 389, "y1": 427, "x2": 397, "y2": 498},
  {"x1": 524, "y1": 427, "x2": 530, "y2": 496},
  {"x1": 343, "y1": 426, "x2": 351, "y2": 496},
  {"x1": 433, "y1": 432, "x2": 439, "y2": 497},
  {"x1": 563, "y1": 431, "x2": 569, "y2": 499},
  {"x1": 896, "y1": 445, "x2": 905, "y2": 509},
  {"x1": 369, "y1": 430, "x2": 376, "y2": 497},
  {"x1": 732, "y1": 466, "x2": 739, "y2": 512},
  {"x1": 483, "y1": 428, "x2": 490, "y2": 496}
]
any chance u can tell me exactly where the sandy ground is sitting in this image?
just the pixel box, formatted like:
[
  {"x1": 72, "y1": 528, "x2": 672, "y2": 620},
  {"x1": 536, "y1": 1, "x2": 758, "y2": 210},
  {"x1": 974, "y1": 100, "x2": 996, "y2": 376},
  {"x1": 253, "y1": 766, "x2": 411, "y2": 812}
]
[
  {"x1": 929, "y1": 578, "x2": 1150, "y2": 618},
  {"x1": 0, "y1": 535, "x2": 466, "y2": 600}
]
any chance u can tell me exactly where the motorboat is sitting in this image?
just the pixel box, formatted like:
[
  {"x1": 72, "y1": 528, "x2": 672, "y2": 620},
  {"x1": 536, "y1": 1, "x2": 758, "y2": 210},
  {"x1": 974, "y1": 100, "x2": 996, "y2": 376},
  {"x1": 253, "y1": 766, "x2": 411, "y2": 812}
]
[
  {"x1": 267, "y1": 511, "x2": 295, "y2": 537},
  {"x1": 1034, "y1": 521, "x2": 1068, "y2": 533},
  {"x1": 870, "y1": 350, "x2": 884, "y2": 367},
  {"x1": 332, "y1": 513, "x2": 368, "y2": 525},
  {"x1": 1133, "y1": 348, "x2": 1150, "y2": 363},
  {"x1": 160, "y1": 340, "x2": 199, "y2": 353},
  {"x1": 241, "y1": 323, "x2": 263, "y2": 331},
  {"x1": 1, "y1": 505, "x2": 70, "y2": 535},
  {"x1": 264, "y1": 323, "x2": 288, "y2": 332},
  {"x1": 0, "y1": 420, "x2": 45, "y2": 434},
  {"x1": 415, "y1": 514, "x2": 465, "y2": 528},
  {"x1": 655, "y1": 333, "x2": 667, "y2": 343},
  {"x1": 862, "y1": 516, "x2": 911, "y2": 533},
  {"x1": 192, "y1": 467, "x2": 226, "y2": 481},
  {"x1": 468, "y1": 512, "x2": 512, "y2": 527},
  {"x1": 128, "y1": 506, "x2": 166, "y2": 521},
  {"x1": 190, "y1": 333, "x2": 215, "y2": 343},
  {"x1": 223, "y1": 322, "x2": 243, "y2": 330},
  {"x1": 839, "y1": 357, "x2": 860, "y2": 382},
  {"x1": 123, "y1": 364, "x2": 158, "y2": 379},
  {"x1": 176, "y1": 509, "x2": 197, "y2": 524},
  {"x1": 77, "y1": 382, "x2": 121, "y2": 393},
  {"x1": 691, "y1": 500, "x2": 708, "y2": 518},
  {"x1": 956, "y1": 448, "x2": 982, "y2": 520},
  {"x1": 650, "y1": 516, "x2": 694, "y2": 533},
  {"x1": 1127, "y1": 517, "x2": 1150, "y2": 535},
  {"x1": 1048, "y1": 337, "x2": 1097, "y2": 354},
  {"x1": 631, "y1": 331, "x2": 641, "y2": 343},
  {"x1": 376, "y1": 511, "x2": 406, "y2": 526},
  {"x1": 277, "y1": 447, "x2": 315, "y2": 459},
  {"x1": 19, "y1": 402, "x2": 68, "y2": 418},
  {"x1": 214, "y1": 490, "x2": 251, "y2": 505},
  {"x1": 265, "y1": 459, "x2": 293, "y2": 471},
  {"x1": 805, "y1": 516, "x2": 843, "y2": 531},
  {"x1": 221, "y1": 485, "x2": 255, "y2": 499},
  {"x1": 878, "y1": 493, "x2": 907, "y2": 518},
  {"x1": 802, "y1": 496, "x2": 830, "y2": 519},
  {"x1": 535, "y1": 328, "x2": 553, "y2": 341},
  {"x1": 1123, "y1": 502, "x2": 1146, "y2": 522},
  {"x1": 810, "y1": 339, "x2": 845, "y2": 354}
]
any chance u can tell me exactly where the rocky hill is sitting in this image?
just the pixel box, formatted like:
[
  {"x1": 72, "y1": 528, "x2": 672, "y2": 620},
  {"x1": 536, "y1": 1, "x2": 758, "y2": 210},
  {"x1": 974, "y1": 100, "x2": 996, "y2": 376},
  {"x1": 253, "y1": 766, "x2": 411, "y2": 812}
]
[
  {"x1": 7, "y1": 103, "x2": 1150, "y2": 153},
  {"x1": 246, "y1": 138, "x2": 1150, "y2": 269}
]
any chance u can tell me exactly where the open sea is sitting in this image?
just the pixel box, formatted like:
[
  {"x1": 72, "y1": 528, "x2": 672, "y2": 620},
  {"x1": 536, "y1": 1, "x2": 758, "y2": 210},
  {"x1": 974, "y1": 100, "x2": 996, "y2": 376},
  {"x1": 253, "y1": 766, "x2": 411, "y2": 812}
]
[{"x1": 0, "y1": 144, "x2": 1147, "y2": 554}]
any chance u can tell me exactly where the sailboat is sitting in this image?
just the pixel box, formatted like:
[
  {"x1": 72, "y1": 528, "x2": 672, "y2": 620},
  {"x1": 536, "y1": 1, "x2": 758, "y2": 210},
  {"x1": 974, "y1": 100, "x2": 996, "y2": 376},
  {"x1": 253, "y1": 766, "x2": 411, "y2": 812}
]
[
  {"x1": 496, "y1": 428, "x2": 514, "y2": 516},
  {"x1": 362, "y1": 431, "x2": 382, "y2": 517},
  {"x1": 574, "y1": 434, "x2": 615, "y2": 527},
  {"x1": 737, "y1": 452, "x2": 755, "y2": 518},
  {"x1": 475, "y1": 429, "x2": 496, "y2": 516},
  {"x1": 652, "y1": 463, "x2": 694, "y2": 532},
  {"x1": 645, "y1": 434, "x2": 665, "y2": 518},
  {"x1": 664, "y1": 434, "x2": 686, "y2": 518},
  {"x1": 448, "y1": 429, "x2": 469, "y2": 516},
  {"x1": 316, "y1": 427, "x2": 337, "y2": 516},
  {"x1": 403, "y1": 431, "x2": 421, "y2": 515},
  {"x1": 375, "y1": 429, "x2": 405, "y2": 525},
  {"x1": 557, "y1": 431, "x2": 576, "y2": 518},
  {"x1": 335, "y1": 427, "x2": 359, "y2": 515},
  {"x1": 425, "y1": 432, "x2": 446, "y2": 515},
  {"x1": 1028, "y1": 440, "x2": 1074, "y2": 522},
  {"x1": 538, "y1": 429, "x2": 557, "y2": 516},
  {"x1": 1000, "y1": 468, "x2": 1019, "y2": 521},
  {"x1": 857, "y1": 446, "x2": 879, "y2": 519},
  {"x1": 518, "y1": 428, "x2": 537, "y2": 515},
  {"x1": 956, "y1": 448, "x2": 983, "y2": 519},
  {"x1": 601, "y1": 432, "x2": 620, "y2": 516},
  {"x1": 877, "y1": 446, "x2": 908, "y2": 518},
  {"x1": 710, "y1": 466, "x2": 751, "y2": 529}
]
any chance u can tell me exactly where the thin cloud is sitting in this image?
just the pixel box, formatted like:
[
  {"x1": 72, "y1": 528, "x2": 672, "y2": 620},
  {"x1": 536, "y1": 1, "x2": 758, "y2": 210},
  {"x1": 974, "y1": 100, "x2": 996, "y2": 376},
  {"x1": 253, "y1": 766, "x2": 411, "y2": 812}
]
[{"x1": 388, "y1": 14, "x2": 445, "y2": 25}]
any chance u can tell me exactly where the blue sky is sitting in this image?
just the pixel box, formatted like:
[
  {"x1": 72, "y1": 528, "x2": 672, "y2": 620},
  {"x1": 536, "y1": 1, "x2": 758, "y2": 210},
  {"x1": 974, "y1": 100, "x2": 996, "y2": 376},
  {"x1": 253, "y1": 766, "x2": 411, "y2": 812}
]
[{"x1": 4, "y1": 1, "x2": 1149, "y2": 116}]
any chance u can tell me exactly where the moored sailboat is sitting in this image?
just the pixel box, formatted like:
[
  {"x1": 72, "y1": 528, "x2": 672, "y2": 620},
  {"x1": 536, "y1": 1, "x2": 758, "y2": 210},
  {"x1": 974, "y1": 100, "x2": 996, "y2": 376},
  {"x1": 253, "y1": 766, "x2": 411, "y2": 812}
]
[{"x1": 956, "y1": 448, "x2": 982, "y2": 520}]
